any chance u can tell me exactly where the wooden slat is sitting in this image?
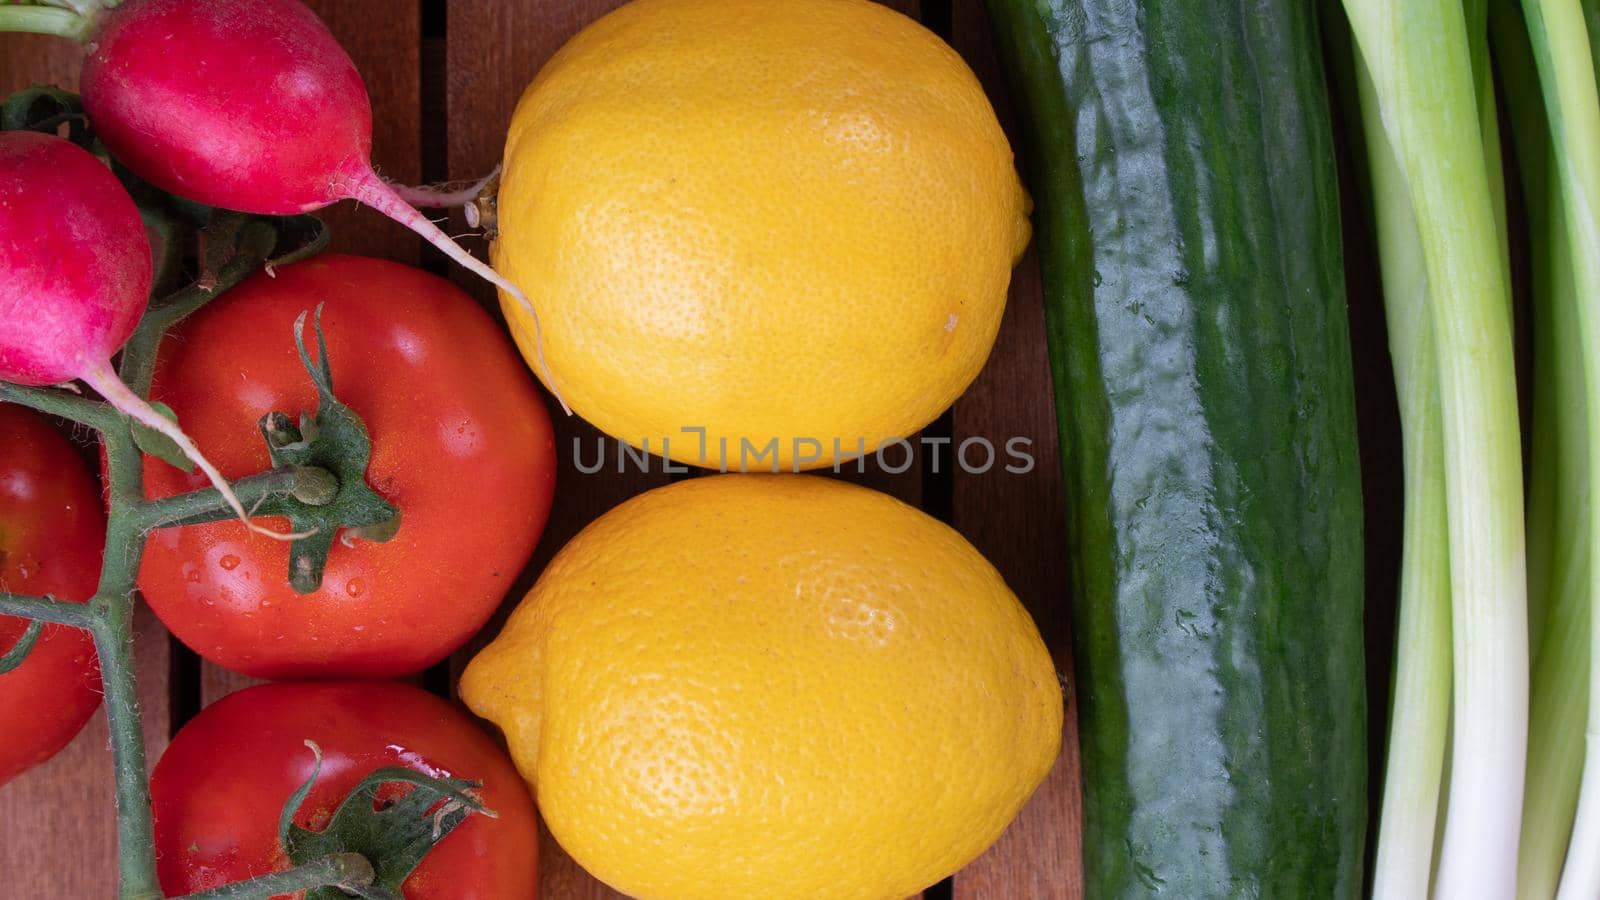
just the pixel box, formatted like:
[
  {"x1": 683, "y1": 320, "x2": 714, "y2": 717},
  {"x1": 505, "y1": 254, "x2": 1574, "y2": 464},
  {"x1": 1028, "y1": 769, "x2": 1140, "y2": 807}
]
[
  {"x1": 197, "y1": 667, "x2": 262, "y2": 707},
  {"x1": 948, "y1": 252, "x2": 1081, "y2": 900},
  {"x1": 0, "y1": 32, "x2": 79, "y2": 91},
  {"x1": 947, "y1": 2, "x2": 1081, "y2": 898}
]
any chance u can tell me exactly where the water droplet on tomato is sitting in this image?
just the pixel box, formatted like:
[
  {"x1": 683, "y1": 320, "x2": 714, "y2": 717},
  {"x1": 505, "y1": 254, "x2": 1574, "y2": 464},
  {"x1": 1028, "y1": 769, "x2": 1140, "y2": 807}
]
[
  {"x1": 15, "y1": 555, "x2": 40, "y2": 580},
  {"x1": 345, "y1": 579, "x2": 366, "y2": 598},
  {"x1": 219, "y1": 554, "x2": 240, "y2": 571},
  {"x1": 200, "y1": 597, "x2": 216, "y2": 607},
  {"x1": 352, "y1": 624, "x2": 366, "y2": 633},
  {"x1": 185, "y1": 570, "x2": 201, "y2": 584}
]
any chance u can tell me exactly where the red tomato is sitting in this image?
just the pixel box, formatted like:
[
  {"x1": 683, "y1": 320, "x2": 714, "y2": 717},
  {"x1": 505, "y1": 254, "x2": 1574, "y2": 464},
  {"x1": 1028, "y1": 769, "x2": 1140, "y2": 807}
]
[
  {"x1": 140, "y1": 255, "x2": 556, "y2": 678},
  {"x1": 151, "y1": 681, "x2": 538, "y2": 898},
  {"x1": 0, "y1": 405, "x2": 103, "y2": 785}
]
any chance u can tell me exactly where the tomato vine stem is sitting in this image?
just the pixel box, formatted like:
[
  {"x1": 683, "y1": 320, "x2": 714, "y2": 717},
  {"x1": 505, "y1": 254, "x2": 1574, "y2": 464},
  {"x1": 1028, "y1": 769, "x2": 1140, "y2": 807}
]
[
  {"x1": 130, "y1": 468, "x2": 313, "y2": 531},
  {"x1": 0, "y1": 593, "x2": 98, "y2": 627},
  {"x1": 0, "y1": 382, "x2": 123, "y2": 432},
  {"x1": 0, "y1": 82, "x2": 376, "y2": 899},
  {"x1": 0, "y1": 338, "x2": 364, "y2": 900},
  {"x1": 170, "y1": 852, "x2": 376, "y2": 899}
]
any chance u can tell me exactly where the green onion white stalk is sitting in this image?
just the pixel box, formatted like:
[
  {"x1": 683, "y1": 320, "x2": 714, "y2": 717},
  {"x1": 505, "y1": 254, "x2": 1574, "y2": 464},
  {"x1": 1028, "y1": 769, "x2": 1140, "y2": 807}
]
[
  {"x1": 1493, "y1": 4, "x2": 1594, "y2": 895},
  {"x1": 1352, "y1": 54, "x2": 1453, "y2": 900},
  {"x1": 1514, "y1": 1, "x2": 1600, "y2": 897},
  {"x1": 1356, "y1": 59, "x2": 1459, "y2": 890},
  {"x1": 1338, "y1": 0, "x2": 1529, "y2": 895}
]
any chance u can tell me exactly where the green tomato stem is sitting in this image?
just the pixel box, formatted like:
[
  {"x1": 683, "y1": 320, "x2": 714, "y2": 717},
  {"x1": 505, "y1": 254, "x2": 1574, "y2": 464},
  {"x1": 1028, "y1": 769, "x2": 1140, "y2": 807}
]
[
  {"x1": 3, "y1": 378, "x2": 329, "y2": 899},
  {"x1": 0, "y1": 103, "x2": 375, "y2": 896},
  {"x1": 91, "y1": 592, "x2": 158, "y2": 898},
  {"x1": 0, "y1": 592, "x2": 99, "y2": 628},
  {"x1": 119, "y1": 223, "x2": 280, "y2": 397},
  {"x1": 95, "y1": 417, "x2": 162, "y2": 899},
  {"x1": 0, "y1": 398, "x2": 355, "y2": 899},
  {"x1": 0, "y1": 382, "x2": 124, "y2": 433},
  {"x1": 0, "y1": 619, "x2": 45, "y2": 672},
  {"x1": 130, "y1": 468, "x2": 313, "y2": 532},
  {"x1": 169, "y1": 853, "x2": 376, "y2": 900}
]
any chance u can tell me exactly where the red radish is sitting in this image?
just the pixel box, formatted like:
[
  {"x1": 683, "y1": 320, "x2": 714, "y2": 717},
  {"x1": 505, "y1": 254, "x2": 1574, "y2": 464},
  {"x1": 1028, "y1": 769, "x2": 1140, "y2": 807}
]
[
  {"x1": 77, "y1": 0, "x2": 563, "y2": 409},
  {"x1": 0, "y1": 131, "x2": 294, "y2": 539}
]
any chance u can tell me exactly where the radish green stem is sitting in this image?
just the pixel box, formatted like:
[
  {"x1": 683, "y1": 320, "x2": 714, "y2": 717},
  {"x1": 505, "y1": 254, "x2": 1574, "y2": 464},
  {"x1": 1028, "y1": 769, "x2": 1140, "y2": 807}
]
[
  {"x1": 1354, "y1": 54, "x2": 1453, "y2": 900},
  {"x1": 0, "y1": 4, "x2": 90, "y2": 39},
  {"x1": 1339, "y1": 1, "x2": 1529, "y2": 895},
  {"x1": 345, "y1": 171, "x2": 570, "y2": 416},
  {"x1": 1515, "y1": 1, "x2": 1600, "y2": 897}
]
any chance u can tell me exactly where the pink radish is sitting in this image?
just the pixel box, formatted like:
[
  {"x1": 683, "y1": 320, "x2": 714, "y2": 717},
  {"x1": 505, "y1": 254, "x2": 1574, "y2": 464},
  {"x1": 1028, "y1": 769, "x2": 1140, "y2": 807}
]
[
  {"x1": 76, "y1": 0, "x2": 564, "y2": 409},
  {"x1": 0, "y1": 130, "x2": 294, "y2": 539}
]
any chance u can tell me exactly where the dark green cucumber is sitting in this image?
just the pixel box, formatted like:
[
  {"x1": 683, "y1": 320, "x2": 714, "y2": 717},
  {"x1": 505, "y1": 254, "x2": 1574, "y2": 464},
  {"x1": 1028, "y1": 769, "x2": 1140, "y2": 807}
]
[{"x1": 982, "y1": 2, "x2": 1366, "y2": 897}]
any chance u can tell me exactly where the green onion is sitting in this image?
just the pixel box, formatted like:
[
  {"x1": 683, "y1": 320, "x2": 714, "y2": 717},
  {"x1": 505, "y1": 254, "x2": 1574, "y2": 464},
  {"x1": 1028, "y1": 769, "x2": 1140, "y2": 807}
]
[
  {"x1": 1356, "y1": 52, "x2": 1454, "y2": 894},
  {"x1": 1513, "y1": 0, "x2": 1600, "y2": 896},
  {"x1": 1338, "y1": 0, "x2": 1529, "y2": 894},
  {"x1": 1494, "y1": 4, "x2": 1593, "y2": 896}
]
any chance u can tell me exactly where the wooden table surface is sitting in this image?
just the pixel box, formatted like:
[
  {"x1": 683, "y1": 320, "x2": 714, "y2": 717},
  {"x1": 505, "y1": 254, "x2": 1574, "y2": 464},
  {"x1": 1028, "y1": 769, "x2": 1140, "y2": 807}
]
[{"x1": 0, "y1": 1, "x2": 1092, "y2": 897}]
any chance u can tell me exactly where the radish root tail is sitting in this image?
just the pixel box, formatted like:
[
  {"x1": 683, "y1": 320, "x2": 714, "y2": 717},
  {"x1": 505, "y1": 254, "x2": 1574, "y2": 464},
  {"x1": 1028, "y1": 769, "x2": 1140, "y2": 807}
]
[
  {"x1": 389, "y1": 166, "x2": 501, "y2": 209},
  {"x1": 346, "y1": 171, "x2": 571, "y2": 415},
  {"x1": 80, "y1": 358, "x2": 310, "y2": 541}
]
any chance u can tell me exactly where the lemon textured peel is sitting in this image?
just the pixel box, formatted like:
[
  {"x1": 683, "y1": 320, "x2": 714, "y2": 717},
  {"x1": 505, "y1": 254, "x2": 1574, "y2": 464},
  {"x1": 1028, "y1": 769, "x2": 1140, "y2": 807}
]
[
  {"x1": 492, "y1": 0, "x2": 1031, "y2": 469},
  {"x1": 461, "y1": 474, "x2": 1062, "y2": 900}
]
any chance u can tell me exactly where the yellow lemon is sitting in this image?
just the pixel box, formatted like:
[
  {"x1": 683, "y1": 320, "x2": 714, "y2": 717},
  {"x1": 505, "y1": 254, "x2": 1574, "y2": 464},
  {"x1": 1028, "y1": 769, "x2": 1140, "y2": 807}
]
[
  {"x1": 492, "y1": 0, "x2": 1030, "y2": 470},
  {"x1": 461, "y1": 475, "x2": 1062, "y2": 900}
]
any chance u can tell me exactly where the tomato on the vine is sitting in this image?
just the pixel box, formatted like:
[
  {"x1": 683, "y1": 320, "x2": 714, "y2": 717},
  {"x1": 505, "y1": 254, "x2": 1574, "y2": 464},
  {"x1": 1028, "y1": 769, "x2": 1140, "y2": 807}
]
[
  {"x1": 139, "y1": 255, "x2": 556, "y2": 679},
  {"x1": 0, "y1": 405, "x2": 104, "y2": 785},
  {"x1": 151, "y1": 681, "x2": 539, "y2": 898}
]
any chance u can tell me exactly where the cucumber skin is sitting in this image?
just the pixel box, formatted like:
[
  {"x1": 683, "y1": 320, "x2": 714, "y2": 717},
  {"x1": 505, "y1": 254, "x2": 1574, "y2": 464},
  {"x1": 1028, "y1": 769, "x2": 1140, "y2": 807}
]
[{"x1": 981, "y1": 2, "x2": 1367, "y2": 897}]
